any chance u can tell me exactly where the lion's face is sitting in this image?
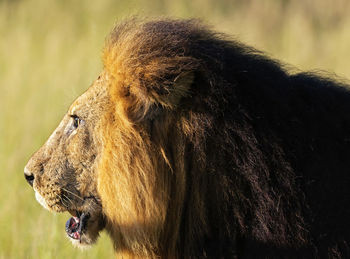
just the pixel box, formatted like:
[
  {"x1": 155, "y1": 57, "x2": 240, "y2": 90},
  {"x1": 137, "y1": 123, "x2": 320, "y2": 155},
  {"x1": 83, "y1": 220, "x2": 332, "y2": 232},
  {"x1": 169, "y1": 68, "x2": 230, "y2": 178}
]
[{"x1": 24, "y1": 73, "x2": 109, "y2": 247}]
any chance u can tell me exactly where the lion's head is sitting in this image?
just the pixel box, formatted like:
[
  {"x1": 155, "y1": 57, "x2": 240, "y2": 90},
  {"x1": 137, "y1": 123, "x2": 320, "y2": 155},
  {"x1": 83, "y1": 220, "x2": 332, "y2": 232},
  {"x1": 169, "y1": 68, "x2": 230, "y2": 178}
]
[{"x1": 24, "y1": 19, "x2": 201, "y2": 254}]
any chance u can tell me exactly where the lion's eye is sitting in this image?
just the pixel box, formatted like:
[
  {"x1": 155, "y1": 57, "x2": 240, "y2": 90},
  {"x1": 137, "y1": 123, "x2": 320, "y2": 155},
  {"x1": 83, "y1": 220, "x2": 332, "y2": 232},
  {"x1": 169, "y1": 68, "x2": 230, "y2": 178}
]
[
  {"x1": 71, "y1": 115, "x2": 81, "y2": 128},
  {"x1": 66, "y1": 115, "x2": 83, "y2": 136},
  {"x1": 74, "y1": 117, "x2": 80, "y2": 128}
]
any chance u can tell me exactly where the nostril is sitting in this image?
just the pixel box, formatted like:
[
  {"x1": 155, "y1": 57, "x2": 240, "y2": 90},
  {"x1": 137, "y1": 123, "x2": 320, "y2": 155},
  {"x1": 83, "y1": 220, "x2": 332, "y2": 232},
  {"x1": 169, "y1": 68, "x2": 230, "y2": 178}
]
[{"x1": 24, "y1": 173, "x2": 34, "y2": 187}]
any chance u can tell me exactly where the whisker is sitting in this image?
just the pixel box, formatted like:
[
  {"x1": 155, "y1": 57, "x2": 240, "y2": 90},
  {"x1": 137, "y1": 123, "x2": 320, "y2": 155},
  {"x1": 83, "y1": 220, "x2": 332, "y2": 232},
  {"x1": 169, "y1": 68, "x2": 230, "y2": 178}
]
[
  {"x1": 61, "y1": 193, "x2": 74, "y2": 207},
  {"x1": 59, "y1": 195, "x2": 70, "y2": 208},
  {"x1": 61, "y1": 187, "x2": 84, "y2": 201}
]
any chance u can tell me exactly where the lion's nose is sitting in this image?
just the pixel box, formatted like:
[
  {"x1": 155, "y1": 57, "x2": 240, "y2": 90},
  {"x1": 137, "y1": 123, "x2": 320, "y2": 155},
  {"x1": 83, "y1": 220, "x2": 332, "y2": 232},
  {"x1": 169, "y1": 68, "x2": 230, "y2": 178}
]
[{"x1": 24, "y1": 167, "x2": 34, "y2": 187}]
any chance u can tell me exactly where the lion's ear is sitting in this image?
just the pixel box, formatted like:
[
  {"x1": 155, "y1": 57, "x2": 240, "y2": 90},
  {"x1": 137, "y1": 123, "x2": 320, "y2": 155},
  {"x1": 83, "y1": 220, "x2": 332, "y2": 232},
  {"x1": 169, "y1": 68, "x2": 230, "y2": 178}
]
[
  {"x1": 161, "y1": 72, "x2": 195, "y2": 107},
  {"x1": 124, "y1": 72, "x2": 195, "y2": 122}
]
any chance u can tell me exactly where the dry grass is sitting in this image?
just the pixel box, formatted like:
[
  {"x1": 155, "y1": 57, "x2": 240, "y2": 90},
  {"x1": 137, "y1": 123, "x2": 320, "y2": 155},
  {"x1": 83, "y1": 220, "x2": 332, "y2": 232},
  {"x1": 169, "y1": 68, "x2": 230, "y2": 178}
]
[{"x1": 1, "y1": 0, "x2": 350, "y2": 258}]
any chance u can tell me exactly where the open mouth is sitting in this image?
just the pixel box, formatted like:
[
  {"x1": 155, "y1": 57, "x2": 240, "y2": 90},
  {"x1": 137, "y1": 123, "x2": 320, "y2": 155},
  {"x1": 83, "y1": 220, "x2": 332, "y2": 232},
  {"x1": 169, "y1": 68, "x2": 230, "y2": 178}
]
[
  {"x1": 65, "y1": 211, "x2": 90, "y2": 241},
  {"x1": 64, "y1": 207, "x2": 105, "y2": 247},
  {"x1": 33, "y1": 189, "x2": 104, "y2": 246}
]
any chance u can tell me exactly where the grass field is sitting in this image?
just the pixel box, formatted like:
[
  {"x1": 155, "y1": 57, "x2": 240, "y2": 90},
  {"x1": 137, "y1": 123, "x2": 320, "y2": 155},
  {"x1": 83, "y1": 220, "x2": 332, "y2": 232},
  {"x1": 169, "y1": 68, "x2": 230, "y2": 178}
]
[{"x1": 1, "y1": 0, "x2": 350, "y2": 258}]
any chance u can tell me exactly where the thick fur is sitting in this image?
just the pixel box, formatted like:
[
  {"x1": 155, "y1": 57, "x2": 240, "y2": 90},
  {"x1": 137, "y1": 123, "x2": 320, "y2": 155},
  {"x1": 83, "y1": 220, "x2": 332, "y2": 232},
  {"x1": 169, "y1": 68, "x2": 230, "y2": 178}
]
[{"x1": 26, "y1": 18, "x2": 350, "y2": 258}]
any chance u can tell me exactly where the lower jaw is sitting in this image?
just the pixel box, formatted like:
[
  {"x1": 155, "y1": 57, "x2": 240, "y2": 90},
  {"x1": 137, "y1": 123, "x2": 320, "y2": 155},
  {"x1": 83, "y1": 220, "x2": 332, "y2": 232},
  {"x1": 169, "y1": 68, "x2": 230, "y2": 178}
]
[
  {"x1": 68, "y1": 236, "x2": 93, "y2": 249},
  {"x1": 66, "y1": 227, "x2": 95, "y2": 248},
  {"x1": 64, "y1": 208, "x2": 106, "y2": 247}
]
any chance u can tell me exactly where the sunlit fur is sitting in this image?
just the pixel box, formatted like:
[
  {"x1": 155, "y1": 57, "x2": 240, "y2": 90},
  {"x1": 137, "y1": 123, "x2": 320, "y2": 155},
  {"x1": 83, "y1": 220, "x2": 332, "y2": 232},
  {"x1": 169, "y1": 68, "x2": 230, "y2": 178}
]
[
  {"x1": 26, "y1": 18, "x2": 350, "y2": 258},
  {"x1": 25, "y1": 78, "x2": 108, "y2": 247},
  {"x1": 99, "y1": 19, "x2": 219, "y2": 258}
]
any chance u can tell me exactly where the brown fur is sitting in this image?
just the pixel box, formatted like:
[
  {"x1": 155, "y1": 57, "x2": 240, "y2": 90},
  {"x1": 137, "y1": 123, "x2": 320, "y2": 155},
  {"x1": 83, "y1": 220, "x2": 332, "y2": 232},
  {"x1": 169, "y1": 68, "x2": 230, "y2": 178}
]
[{"x1": 25, "y1": 18, "x2": 350, "y2": 258}]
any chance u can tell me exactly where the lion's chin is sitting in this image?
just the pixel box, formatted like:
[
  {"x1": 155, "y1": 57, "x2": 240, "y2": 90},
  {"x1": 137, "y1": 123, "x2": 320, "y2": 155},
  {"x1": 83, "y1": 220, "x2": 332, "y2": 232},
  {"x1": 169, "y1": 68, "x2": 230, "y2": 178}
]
[
  {"x1": 65, "y1": 210, "x2": 105, "y2": 248},
  {"x1": 34, "y1": 190, "x2": 105, "y2": 248}
]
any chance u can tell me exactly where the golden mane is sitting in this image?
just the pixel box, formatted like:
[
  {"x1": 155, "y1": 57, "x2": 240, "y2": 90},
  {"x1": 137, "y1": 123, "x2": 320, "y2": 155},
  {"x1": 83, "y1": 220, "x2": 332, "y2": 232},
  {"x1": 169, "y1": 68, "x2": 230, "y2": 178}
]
[{"x1": 98, "y1": 19, "x2": 212, "y2": 257}]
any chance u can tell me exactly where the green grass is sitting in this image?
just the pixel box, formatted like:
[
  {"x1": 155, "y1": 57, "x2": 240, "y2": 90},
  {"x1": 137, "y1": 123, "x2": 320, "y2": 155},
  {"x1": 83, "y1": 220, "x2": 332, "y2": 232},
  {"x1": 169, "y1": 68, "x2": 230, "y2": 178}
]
[{"x1": 1, "y1": 0, "x2": 350, "y2": 258}]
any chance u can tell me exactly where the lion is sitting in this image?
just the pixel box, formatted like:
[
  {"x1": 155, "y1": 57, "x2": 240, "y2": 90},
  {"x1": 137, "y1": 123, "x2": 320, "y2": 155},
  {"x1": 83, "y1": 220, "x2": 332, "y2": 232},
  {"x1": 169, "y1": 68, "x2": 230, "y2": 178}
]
[{"x1": 24, "y1": 18, "x2": 350, "y2": 258}]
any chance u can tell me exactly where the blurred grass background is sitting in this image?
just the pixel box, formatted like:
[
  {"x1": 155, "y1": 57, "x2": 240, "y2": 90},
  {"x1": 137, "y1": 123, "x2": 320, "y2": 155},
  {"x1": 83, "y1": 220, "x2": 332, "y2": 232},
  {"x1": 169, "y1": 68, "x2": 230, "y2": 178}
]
[{"x1": 1, "y1": 0, "x2": 350, "y2": 258}]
